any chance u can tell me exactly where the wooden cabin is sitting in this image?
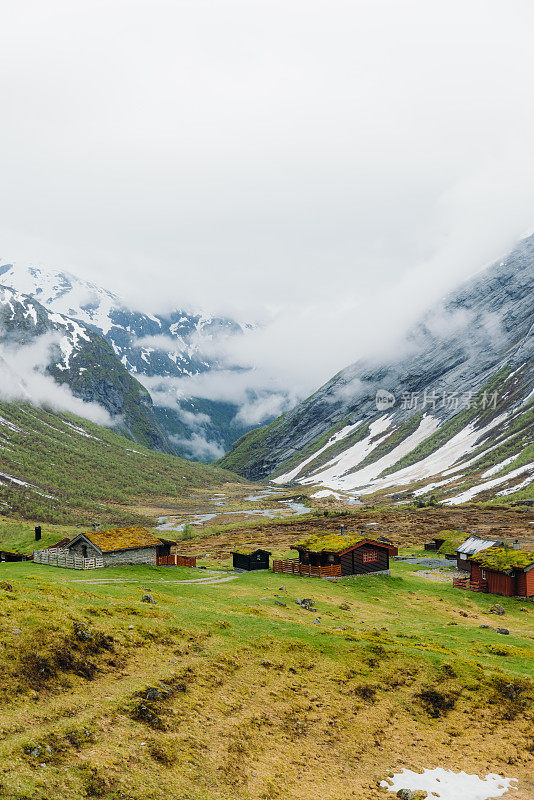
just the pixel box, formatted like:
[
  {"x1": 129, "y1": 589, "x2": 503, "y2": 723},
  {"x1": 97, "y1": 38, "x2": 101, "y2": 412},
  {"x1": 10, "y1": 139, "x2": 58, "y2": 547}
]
[
  {"x1": 424, "y1": 537, "x2": 446, "y2": 552},
  {"x1": 273, "y1": 532, "x2": 392, "y2": 579},
  {"x1": 232, "y1": 548, "x2": 271, "y2": 571},
  {"x1": 467, "y1": 547, "x2": 534, "y2": 597},
  {"x1": 456, "y1": 535, "x2": 503, "y2": 571},
  {"x1": 0, "y1": 550, "x2": 32, "y2": 562}
]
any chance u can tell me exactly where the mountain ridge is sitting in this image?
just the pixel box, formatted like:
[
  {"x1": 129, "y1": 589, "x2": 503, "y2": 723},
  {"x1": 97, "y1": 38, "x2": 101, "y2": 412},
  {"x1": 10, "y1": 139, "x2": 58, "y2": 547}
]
[{"x1": 218, "y1": 235, "x2": 534, "y2": 504}]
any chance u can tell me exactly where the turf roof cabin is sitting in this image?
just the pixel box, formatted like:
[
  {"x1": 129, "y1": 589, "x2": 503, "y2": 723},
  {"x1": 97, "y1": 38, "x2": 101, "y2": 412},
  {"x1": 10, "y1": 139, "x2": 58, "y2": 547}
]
[
  {"x1": 290, "y1": 532, "x2": 394, "y2": 577},
  {"x1": 65, "y1": 527, "x2": 172, "y2": 567},
  {"x1": 469, "y1": 547, "x2": 534, "y2": 597},
  {"x1": 232, "y1": 548, "x2": 271, "y2": 571},
  {"x1": 456, "y1": 535, "x2": 503, "y2": 571}
]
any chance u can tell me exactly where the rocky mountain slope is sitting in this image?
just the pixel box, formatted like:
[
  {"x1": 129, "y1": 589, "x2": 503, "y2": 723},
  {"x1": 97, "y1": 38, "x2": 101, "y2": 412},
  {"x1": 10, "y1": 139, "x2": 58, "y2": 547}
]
[
  {"x1": 0, "y1": 284, "x2": 172, "y2": 452},
  {"x1": 219, "y1": 235, "x2": 534, "y2": 505},
  {"x1": 0, "y1": 264, "x2": 254, "y2": 457}
]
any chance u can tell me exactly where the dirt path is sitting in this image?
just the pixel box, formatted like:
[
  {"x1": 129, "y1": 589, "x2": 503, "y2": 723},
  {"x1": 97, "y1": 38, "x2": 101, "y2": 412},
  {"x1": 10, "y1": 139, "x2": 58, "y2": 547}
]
[{"x1": 73, "y1": 572, "x2": 239, "y2": 586}]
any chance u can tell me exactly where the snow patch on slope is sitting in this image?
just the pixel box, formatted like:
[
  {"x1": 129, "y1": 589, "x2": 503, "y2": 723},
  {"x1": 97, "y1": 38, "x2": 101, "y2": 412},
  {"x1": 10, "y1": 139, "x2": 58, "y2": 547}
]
[
  {"x1": 273, "y1": 421, "x2": 362, "y2": 484},
  {"x1": 444, "y1": 462, "x2": 534, "y2": 504}
]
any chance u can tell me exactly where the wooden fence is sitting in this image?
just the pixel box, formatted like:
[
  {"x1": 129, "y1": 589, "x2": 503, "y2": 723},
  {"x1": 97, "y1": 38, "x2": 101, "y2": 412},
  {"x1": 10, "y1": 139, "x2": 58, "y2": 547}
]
[
  {"x1": 452, "y1": 577, "x2": 488, "y2": 592},
  {"x1": 33, "y1": 548, "x2": 104, "y2": 570},
  {"x1": 272, "y1": 559, "x2": 341, "y2": 579},
  {"x1": 157, "y1": 554, "x2": 197, "y2": 568}
]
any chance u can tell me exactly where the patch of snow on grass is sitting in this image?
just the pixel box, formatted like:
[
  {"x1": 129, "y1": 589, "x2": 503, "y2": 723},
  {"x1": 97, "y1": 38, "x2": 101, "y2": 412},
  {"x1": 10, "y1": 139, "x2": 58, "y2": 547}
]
[
  {"x1": 481, "y1": 455, "x2": 519, "y2": 479},
  {"x1": 311, "y1": 489, "x2": 342, "y2": 499},
  {"x1": 380, "y1": 767, "x2": 517, "y2": 799},
  {"x1": 496, "y1": 472, "x2": 534, "y2": 496},
  {"x1": 62, "y1": 420, "x2": 101, "y2": 440},
  {"x1": 0, "y1": 415, "x2": 23, "y2": 433},
  {"x1": 413, "y1": 476, "x2": 458, "y2": 496},
  {"x1": 272, "y1": 420, "x2": 363, "y2": 484},
  {"x1": 443, "y1": 462, "x2": 534, "y2": 505},
  {"x1": 301, "y1": 414, "x2": 437, "y2": 492}
]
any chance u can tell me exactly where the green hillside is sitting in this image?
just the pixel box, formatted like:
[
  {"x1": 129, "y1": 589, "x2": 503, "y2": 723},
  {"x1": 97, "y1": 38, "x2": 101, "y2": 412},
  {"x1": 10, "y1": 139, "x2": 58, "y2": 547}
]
[
  {"x1": 0, "y1": 401, "x2": 244, "y2": 527},
  {"x1": 0, "y1": 559, "x2": 532, "y2": 800}
]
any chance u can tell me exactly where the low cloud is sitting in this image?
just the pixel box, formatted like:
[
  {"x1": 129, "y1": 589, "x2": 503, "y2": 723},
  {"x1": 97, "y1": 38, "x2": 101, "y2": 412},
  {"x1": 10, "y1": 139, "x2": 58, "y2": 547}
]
[
  {"x1": 170, "y1": 431, "x2": 225, "y2": 461},
  {"x1": 139, "y1": 369, "x2": 297, "y2": 428},
  {"x1": 0, "y1": 332, "x2": 115, "y2": 426}
]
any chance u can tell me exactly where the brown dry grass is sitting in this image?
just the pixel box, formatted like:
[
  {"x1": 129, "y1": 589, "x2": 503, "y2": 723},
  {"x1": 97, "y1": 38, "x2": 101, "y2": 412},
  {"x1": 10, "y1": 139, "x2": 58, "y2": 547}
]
[{"x1": 170, "y1": 505, "x2": 534, "y2": 562}]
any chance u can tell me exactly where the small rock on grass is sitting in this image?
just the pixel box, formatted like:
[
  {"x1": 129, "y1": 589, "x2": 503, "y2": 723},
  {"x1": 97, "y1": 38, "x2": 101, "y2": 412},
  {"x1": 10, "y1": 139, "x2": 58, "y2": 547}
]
[
  {"x1": 274, "y1": 601, "x2": 287, "y2": 607},
  {"x1": 490, "y1": 604, "x2": 506, "y2": 616},
  {"x1": 142, "y1": 593, "x2": 156, "y2": 605},
  {"x1": 496, "y1": 628, "x2": 510, "y2": 635}
]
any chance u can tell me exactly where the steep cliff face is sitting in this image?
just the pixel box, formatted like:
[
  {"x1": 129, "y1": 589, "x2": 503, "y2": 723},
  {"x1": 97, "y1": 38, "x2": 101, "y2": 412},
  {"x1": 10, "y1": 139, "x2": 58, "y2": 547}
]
[
  {"x1": 0, "y1": 285, "x2": 172, "y2": 452},
  {"x1": 219, "y1": 236, "x2": 534, "y2": 504}
]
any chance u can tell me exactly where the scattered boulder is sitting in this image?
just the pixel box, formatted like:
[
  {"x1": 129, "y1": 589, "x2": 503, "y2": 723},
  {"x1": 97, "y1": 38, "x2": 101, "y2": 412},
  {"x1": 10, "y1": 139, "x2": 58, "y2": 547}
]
[
  {"x1": 313, "y1": 618, "x2": 321, "y2": 625},
  {"x1": 519, "y1": 607, "x2": 528, "y2": 613},
  {"x1": 295, "y1": 598, "x2": 316, "y2": 610},
  {"x1": 396, "y1": 789, "x2": 414, "y2": 800},
  {"x1": 274, "y1": 601, "x2": 287, "y2": 607},
  {"x1": 479, "y1": 625, "x2": 493, "y2": 630},
  {"x1": 339, "y1": 603, "x2": 351, "y2": 611},
  {"x1": 496, "y1": 628, "x2": 510, "y2": 635},
  {"x1": 490, "y1": 604, "x2": 506, "y2": 616},
  {"x1": 142, "y1": 593, "x2": 156, "y2": 605},
  {"x1": 278, "y1": 586, "x2": 287, "y2": 591},
  {"x1": 145, "y1": 687, "x2": 162, "y2": 702},
  {"x1": 74, "y1": 622, "x2": 92, "y2": 642}
]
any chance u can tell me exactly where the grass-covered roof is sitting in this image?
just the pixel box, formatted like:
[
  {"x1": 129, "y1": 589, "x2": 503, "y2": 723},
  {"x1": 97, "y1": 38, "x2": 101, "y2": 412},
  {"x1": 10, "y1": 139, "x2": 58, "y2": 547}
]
[
  {"x1": 471, "y1": 547, "x2": 534, "y2": 572},
  {"x1": 292, "y1": 532, "x2": 366, "y2": 553},
  {"x1": 232, "y1": 547, "x2": 271, "y2": 556},
  {"x1": 80, "y1": 527, "x2": 163, "y2": 553}
]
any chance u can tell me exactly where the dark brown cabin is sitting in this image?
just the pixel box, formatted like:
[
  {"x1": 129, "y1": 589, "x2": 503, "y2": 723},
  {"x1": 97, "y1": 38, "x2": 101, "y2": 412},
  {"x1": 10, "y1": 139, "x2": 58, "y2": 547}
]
[
  {"x1": 232, "y1": 549, "x2": 271, "y2": 571},
  {"x1": 424, "y1": 537, "x2": 446, "y2": 552},
  {"x1": 289, "y1": 532, "x2": 391, "y2": 578}
]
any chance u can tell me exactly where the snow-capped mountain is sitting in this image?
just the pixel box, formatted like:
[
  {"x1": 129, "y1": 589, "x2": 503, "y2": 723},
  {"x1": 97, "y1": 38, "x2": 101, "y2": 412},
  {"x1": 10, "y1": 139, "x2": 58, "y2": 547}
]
[
  {"x1": 0, "y1": 263, "x2": 255, "y2": 458},
  {"x1": 0, "y1": 263, "x2": 242, "y2": 378},
  {"x1": 219, "y1": 235, "x2": 534, "y2": 504},
  {"x1": 0, "y1": 284, "x2": 172, "y2": 452}
]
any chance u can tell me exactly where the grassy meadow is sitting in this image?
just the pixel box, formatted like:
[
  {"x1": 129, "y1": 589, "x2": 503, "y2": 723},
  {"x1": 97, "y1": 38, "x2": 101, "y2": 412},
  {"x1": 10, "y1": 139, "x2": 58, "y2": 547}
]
[{"x1": 0, "y1": 557, "x2": 532, "y2": 800}]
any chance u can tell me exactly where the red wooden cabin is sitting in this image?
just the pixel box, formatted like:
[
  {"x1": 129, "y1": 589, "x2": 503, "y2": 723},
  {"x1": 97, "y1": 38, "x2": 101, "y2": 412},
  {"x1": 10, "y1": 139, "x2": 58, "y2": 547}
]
[{"x1": 455, "y1": 547, "x2": 534, "y2": 597}]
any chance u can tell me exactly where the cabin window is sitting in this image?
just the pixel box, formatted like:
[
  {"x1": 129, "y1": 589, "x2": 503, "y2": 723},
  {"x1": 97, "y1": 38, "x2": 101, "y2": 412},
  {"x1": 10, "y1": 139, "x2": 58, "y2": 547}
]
[
  {"x1": 481, "y1": 569, "x2": 486, "y2": 580},
  {"x1": 363, "y1": 550, "x2": 379, "y2": 563},
  {"x1": 82, "y1": 545, "x2": 88, "y2": 559}
]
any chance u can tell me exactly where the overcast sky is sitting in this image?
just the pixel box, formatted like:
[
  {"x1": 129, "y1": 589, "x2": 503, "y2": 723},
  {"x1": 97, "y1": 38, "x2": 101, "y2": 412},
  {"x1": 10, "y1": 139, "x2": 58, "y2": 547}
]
[{"x1": 1, "y1": 0, "x2": 534, "y2": 400}]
